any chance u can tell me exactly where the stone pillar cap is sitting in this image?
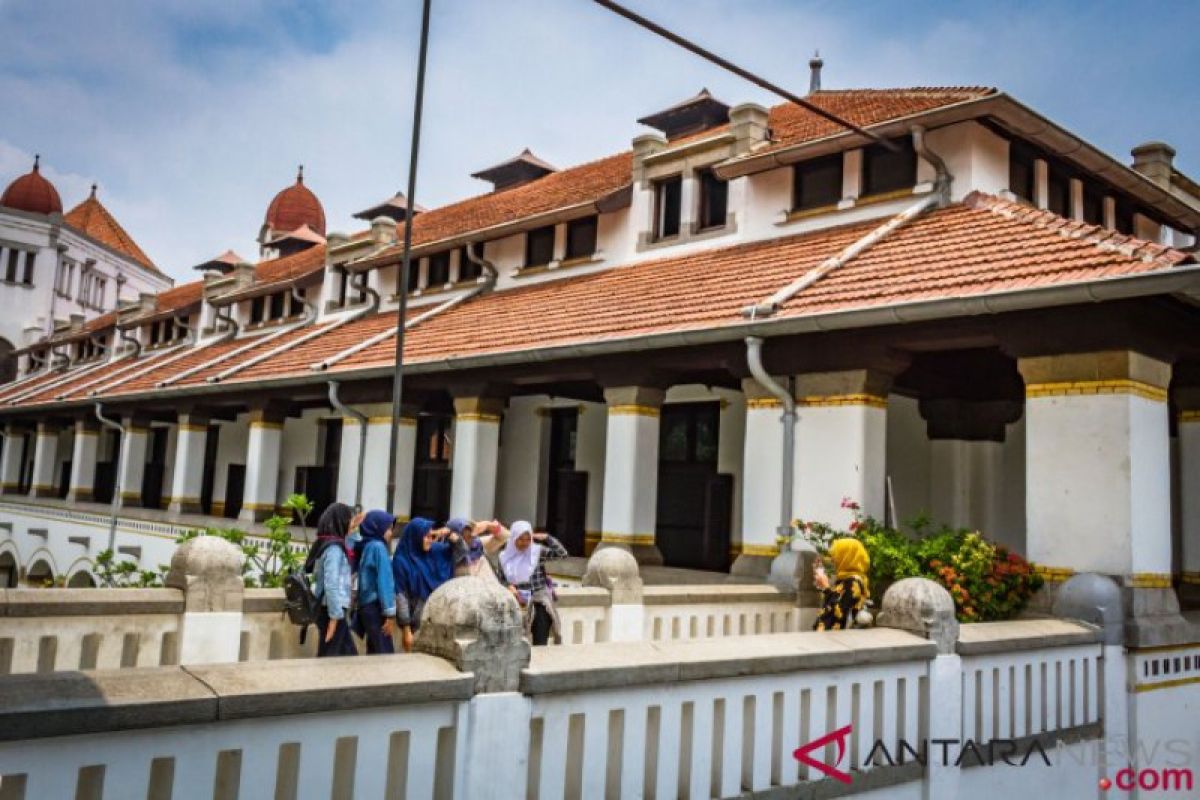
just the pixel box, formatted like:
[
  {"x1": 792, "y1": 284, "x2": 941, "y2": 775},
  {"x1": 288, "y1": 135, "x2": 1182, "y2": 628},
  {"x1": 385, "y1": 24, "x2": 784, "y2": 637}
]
[
  {"x1": 877, "y1": 577, "x2": 959, "y2": 654},
  {"x1": 164, "y1": 535, "x2": 245, "y2": 612},
  {"x1": 415, "y1": 576, "x2": 530, "y2": 693},
  {"x1": 1052, "y1": 572, "x2": 1124, "y2": 646},
  {"x1": 583, "y1": 547, "x2": 643, "y2": 603}
]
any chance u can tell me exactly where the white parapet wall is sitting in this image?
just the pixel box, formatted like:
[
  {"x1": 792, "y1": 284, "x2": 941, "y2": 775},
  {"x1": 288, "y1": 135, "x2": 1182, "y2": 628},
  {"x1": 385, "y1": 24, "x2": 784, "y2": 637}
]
[{"x1": 0, "y1": 618, "x2": 1121, "y2": 800}]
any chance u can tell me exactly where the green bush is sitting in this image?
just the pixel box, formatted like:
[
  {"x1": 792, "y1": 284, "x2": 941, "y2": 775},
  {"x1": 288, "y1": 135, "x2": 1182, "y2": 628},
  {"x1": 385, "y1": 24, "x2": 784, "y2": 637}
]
[{"x1": 793, "y1": 500, "x2": 1042, "y2": 623}]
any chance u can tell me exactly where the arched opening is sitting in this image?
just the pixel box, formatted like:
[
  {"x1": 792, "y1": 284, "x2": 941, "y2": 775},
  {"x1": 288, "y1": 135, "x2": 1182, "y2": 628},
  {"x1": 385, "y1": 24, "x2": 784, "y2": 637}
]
[
  {"x1": 26, "y1": 558, "x2": 54, "y2": 587},
  {"x1": 0, "y1": 551, "x2": 17, "y2": 588},
  {"x1": 67, "y1": 570, "x2": 97, "y2": 588},
  {"x1": 0, "y1": 337, "x2": 15, "y2": 385}
]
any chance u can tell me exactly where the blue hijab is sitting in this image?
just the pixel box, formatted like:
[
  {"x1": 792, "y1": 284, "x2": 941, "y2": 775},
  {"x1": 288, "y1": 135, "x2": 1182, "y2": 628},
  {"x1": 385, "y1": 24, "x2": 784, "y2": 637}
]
[
  {"x1": 352, "y1": 509, "x2": 393, "y2": 571},
  {"x1": 391, "y1": 517, "x2": 455, "y2": 602},
  {"x1": 446, "y1": 517, "x2": 483, "y2": 564}
]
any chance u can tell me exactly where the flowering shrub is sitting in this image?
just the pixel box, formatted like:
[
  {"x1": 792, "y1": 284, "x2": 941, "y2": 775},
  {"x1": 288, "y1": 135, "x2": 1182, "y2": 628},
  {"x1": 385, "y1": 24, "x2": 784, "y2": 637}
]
[{"x1": 790, "y1": 499, "x2": 1042, "y2": 623}]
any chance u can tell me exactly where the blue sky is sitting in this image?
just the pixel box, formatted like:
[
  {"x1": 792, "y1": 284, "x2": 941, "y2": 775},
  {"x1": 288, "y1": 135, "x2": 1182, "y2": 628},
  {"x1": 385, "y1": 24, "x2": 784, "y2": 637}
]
[{"x1": 1, "y1": 0, "x2": 1197, "y2": 280}]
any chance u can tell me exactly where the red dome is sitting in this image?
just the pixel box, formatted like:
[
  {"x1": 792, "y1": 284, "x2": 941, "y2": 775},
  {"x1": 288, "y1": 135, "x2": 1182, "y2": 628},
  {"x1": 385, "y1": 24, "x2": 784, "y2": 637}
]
[
  {"x1": 264, "y1": 166, "x2": 325, "y2": 236},
  {"x1": 1, "y1": 156, "x2": 63, "y2": 215}
]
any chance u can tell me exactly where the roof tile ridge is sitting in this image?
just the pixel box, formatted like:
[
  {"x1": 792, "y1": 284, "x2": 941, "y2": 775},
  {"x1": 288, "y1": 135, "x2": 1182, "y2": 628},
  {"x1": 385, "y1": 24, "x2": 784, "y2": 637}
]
[{"x1": 965, "y1": 191, "x2": 1187, "y2": 268}]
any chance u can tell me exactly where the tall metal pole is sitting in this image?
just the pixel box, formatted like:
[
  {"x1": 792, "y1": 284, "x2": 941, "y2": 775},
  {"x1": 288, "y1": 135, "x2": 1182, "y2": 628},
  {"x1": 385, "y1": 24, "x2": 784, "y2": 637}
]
[{"x1": 386, "y1": 0, "x2": 432, "y2": 516}]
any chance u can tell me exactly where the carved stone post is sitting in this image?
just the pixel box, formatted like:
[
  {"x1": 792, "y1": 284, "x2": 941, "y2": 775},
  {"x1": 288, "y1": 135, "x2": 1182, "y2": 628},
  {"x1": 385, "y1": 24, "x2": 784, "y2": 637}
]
[
  {"x1": 583, "y1": 546, "x2": 644, "y2": 641},
  {"x1": 164, "y1": 535, "x2": 245, "y2": 665}
]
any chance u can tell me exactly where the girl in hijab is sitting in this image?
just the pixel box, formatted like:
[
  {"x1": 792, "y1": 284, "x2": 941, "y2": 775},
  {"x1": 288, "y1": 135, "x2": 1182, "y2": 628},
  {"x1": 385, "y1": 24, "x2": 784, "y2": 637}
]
[
  {"x1": 449, "y1": 518, "x2": 511, "y2": 586},
  {"x1": 307, "y1": 502, "x2": 356, "y2": 657},
  {"x1": 500, "y1": 521, "x2": 568, "y2": 645},
  {"x1": 813, "y1": 538, "x2": 871, "y2": 631},
  {"x1": 352, "y1": 510, "x2": 397, "y2": 654},
  {"x1": 391, "y1": 517, "x2": 465, "y2": 652}
]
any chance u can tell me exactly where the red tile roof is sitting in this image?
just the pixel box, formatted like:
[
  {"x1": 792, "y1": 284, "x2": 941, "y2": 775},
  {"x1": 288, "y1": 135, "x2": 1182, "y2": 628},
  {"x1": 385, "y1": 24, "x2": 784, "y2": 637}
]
[
  {"x1": 64, "y1": 193, "x2": 159, "y2": 273},
  {"x1": 265, "y1": 171, "x2": 326, "y2": 236},
  {"x1": 762, "y1": 87, "x2": 997, "y2": 154}
]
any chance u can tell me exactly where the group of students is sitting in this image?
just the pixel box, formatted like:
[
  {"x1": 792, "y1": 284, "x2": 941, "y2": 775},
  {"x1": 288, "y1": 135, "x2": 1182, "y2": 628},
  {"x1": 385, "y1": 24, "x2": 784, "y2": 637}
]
[{"x1": 305, "y1": 502, "x2": 569, "y2": 658}]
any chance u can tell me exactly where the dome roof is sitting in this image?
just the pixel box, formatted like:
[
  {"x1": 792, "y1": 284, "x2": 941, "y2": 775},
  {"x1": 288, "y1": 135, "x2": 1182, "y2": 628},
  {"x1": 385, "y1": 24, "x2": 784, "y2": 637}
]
[
  {"x1": 1, "y1": 155, "x2": 63, "y2": 215},
  {"x1": 264, "y1": 166, "x2": 325, "y2": 236}
]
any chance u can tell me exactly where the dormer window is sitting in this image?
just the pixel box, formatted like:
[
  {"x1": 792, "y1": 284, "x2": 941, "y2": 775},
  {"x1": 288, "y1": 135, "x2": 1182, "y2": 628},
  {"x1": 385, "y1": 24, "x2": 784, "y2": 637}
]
[
  {"x1": 253, "y1": 290, "x2": 307, "y2": 324},
  {"x1": 405, "y1": 261, "x2": 421, "y2": 294},
  {"x1": 1009, "y1": 143, "x2": 1036, "y2": 204},
  {"x1": 862, "y1": 138, "x2": 916, "y2": 197},
  {"x1": 653, "y1": 175, "x2": 683, "y2": 240},
  {"x1": 793, "y1": 153, "x2": 843, "y2": 212},
  {"x1": 428, "y1": 251, "x2": 451, "y2": 287},
  {"x1": 458, "y1": 246, "x2": 482, "y2": 281},
  {"x1": 696, "y1": 169, "x2": 727, "y2": 231},
  {"x1": 1046, "y1": 164, "x2": 1070, "y2": 217},
  {"x1": 1082, "y1": 184, "x2": 1104, "y2": 225},
  {"x1": 75, "y1": 337, "x2": 103, "y2": 362},
  {"x1": 147, "y1": 317, "x2": 187, "y2": 348},
  {"x1": 565, "y1": 217, "x2": 598, "y2": 260},
  {"x1": 525, "y1": 225, "x2": 555, "y2": 268},
  {"x1": 332, "y1": 267, "x2": 366, "y2": 308}
]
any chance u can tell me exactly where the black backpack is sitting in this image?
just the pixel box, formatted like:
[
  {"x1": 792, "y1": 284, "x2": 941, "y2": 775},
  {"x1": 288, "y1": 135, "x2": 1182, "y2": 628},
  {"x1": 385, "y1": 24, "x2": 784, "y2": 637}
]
[{"x1": 283, "y1": 570, "x2": 321, "y2": 644}]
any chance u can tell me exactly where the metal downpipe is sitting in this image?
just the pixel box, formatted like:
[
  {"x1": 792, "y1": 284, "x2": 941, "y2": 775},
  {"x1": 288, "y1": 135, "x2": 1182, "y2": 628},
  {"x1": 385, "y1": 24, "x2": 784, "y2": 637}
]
[
  {"x1": 744, "y1": 336, "x2": 795, "y2": 541},
  {"x1": 327, "y1": 380, "x2": 366, "y2": 509},
  {"x1": 94, "y1": 402, "x2": 125, "y2": 553}
]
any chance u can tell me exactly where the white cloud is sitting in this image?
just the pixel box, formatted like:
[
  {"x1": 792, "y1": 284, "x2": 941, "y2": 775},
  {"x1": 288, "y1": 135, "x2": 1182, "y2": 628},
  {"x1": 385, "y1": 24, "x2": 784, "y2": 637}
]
[{"x1": 1, "y1": 0, "x2": 1196, "y2": 281}]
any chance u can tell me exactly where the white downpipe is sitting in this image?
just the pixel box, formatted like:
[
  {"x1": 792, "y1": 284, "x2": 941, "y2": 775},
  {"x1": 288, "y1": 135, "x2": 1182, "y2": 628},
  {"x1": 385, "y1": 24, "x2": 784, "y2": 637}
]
[
  {"x1": 327, "y1": 380, "x2": 367, "y2": 508},
  {"x1": 744, "y1": 337, "x2": 795, "y2": 540},
  {"x1": 94, "y1": 402, "x2": 125, "y2": 553},
  {"x1": 311, "y1": 242, "x2": 498, "y2": 372},
  {"x1": 209, "y1": 277, "x2": 376, "y2": 384}
]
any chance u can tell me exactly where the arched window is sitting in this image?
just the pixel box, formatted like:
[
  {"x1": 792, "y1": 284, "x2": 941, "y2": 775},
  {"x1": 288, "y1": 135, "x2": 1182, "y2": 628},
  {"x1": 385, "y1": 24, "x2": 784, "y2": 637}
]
[
  {"x1": 26, "y1": 558, "x2": 54, "y2": 587},
  {"x1": 0, "y1": 551, "x2": 17, "y2": 588}
]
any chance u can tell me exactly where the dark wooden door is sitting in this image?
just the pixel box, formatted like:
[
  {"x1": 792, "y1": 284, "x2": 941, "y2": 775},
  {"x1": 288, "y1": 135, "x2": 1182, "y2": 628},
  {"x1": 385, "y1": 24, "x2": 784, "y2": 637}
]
[
  {"x1": 545, "y1": 409, "x2": 586, "y2": 553},
  {"x1": 141, "y1": 427, "x2": 168, "y2": 509},
  {"x1": 93, "y1": 429, "x2": 119, "y2": 505},
  {"x1": 58, "y1": 460, "x2": 71, "y2": 498},
  {"x1": 199, "y1": 424, "x2": 220, "y2": 515},
  {"x1": 655, "y1": 402, "x2": 731, "y2": 572},
  {"x1": 411, "y1": 415, "x2": 452, "y2": 523},
  {"x1": 224, "y1": 464, "x2": 246, "y2": 520}
]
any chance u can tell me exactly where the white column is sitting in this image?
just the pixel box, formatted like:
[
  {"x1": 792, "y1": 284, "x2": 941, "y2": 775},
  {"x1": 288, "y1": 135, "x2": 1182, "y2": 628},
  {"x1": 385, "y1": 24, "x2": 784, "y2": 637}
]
[
  {"x1": 0, "y1": 425, "x2": 26, "y2": 494},
  {"x1": 576, "y1": 400, "x2": 607, "y2": 554},
  {"x1": 449, "y1": 396, "x2": 503, "y2": 520},
  {"x1": 1178, "y1": 392, "x2": 1200, "y2": 605},
  {"x1": 928, "y1": 439, "x2": 1003, "y2": 532},
  {"x1": 65, "y1": 418, "x2": 100, "y2": 503},
  {"x1": 239, "y1": 408, "x2": 284, "y2": 523},
  {"x1": 116, "y1": 419, "x2": 149, "y2": 508},
  {"x1": 167, "y1": 413, "x2": 208, "y2": 515},
  {"x1": 495, "y1": 396, "x2": 547, "y2": 523},
  {"x1": 598, "y1": 386, "x2": 664, "y2": 565},
  {"x1": 1020, "y1": 352, "x2": 1172, "y2": 589},
  {"x1": 28, "y1": 422, "x2": 60, "y2": 498},
  {"x1": 338, "y1": 404, "x2": 417, "y2": 516},
  {"x1": 735, "y1": 379, "x2": 785, "y2": 576},
  {"x1": 793, "y1": 370, "x2": 889, "y2": 529}
]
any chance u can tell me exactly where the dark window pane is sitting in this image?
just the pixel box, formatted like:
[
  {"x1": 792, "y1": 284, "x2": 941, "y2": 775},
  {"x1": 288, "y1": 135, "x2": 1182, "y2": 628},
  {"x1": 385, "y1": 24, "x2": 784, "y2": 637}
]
[
  {"x1": 862, "y1": 138, "x2": 916, "y2": 197},
  {"x1": 654, "y1": 175, "x2": 682, "y2": 240},
  {"x1": 1082, "y1": 184, "x2": 1104, "y2": 225},
  {"x1": 565, "y1": 216, "x2": 598, "y2": 260},
  {"x1": 22, "y1": 252, "x2": 35, "y2": 285},
  {"x1": 660, "y1": 414, "x2": 689, "y2": 462},
  {"x1": 1009, "y1": 144, "x2": 1036, "y2": 203},
  {"x1": 405, "y1": 260, "x2": 420, "y2": 293},
  {"x1": 697, "y1": 169, "x2": 728, "y2": 230},
  {"x1": 694, "y1": 410, "x2": 719, "y2": 463},
  {"x1": 268, "y1": 292, "x2": 285, "y2": 320},
  {"x1": 1114, "y1": 199, "x2": 1134, "y2": 234},
  {"x1": 1047, "y1": 166, "x2": 1070, "y2": 217},
  {"x1": 525, "y1": 225, "x2": 555, "y2": 267},
  {"x1": 428, "y1": 251, "x2": 451, "y2": 286},
  {"x1": 794, "y1": 153, "x2": 843, "y2": 210},
  {"x1": 250, "y1": 297, "x2": 264, "y2": 324},
  {"x1": 5, "y1": 250, "x2": 17, "y2": 282},
  {"x1": 458, "y1": 247, "x2": 481, "y2": 281}
]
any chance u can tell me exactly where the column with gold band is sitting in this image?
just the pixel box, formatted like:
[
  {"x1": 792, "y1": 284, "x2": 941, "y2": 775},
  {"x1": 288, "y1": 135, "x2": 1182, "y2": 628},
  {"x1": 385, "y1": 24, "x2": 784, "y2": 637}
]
[
  {"x1": 0, "y1": 424, "x2": 28, "y2": 494},
  {"x1": 1178, "y1": 386, "x2": 1200, "y2": 606},
  {"x1": 65, "y1": 417, "x2": 101, "y2": 503},
  {"x1": 28, "y1": 421, "x2": 61, "y2": 498},
  {"x1": 116, "y1": 417, "x2": 150, "y2": 508},
  {"x1": 598, "y1": 386, "x2": 665, "y2": 565},
  {"x1": 338, "y1": 404, "x2": 418, "y2": 514},
  {"x1": 168, "y1": 412, "x2": 210, "y2": 515},
  {"x1": 793, "y1": 368, "x2": 891, "y2": 528},
  {"x1": 733, "y1": 378, "x2": 784, "y2": 575},
  {"x1": 1018, "y1": 351, "x2": 1172, "y2": 592},
  {"x1": 239, "y1": 407, "x2": 286, "y2": 523},
  {"x1": 449, "y1": 396, "x2": 505, "y2": 520}
]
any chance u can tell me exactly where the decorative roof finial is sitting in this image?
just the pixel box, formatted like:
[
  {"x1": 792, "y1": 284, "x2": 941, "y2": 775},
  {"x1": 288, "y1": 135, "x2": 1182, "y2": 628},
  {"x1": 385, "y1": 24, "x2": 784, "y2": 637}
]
[
  {"x1": 33, "y1": 154, "x2": 41, "y2": 172},
  {"x1": 297, "y1": 164, "x2": 304, "y2": 184},
  {"x1": 809, "y1": 50, "x2": 823, "y2": 95},
  {"x1": 89, "y1": 182, "x2": 98, "y2": 198}
]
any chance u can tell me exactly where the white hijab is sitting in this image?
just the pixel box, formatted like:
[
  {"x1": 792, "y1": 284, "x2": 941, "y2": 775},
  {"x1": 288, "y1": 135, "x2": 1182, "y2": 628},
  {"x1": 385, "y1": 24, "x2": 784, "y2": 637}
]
[{"x1": 500, "y1": 520, "x2": 541, "y2": 585}]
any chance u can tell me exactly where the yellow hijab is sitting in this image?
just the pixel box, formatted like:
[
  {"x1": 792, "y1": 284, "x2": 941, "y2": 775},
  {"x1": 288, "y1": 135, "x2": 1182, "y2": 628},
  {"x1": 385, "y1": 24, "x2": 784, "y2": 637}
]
[{"x1": 829, "y1": 538, "x2": 870, "y2": 596}]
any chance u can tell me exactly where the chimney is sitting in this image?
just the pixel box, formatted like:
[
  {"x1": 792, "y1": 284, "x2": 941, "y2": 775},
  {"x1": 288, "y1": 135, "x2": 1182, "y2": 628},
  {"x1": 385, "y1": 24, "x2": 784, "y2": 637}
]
[
  {"x1": 370, "y1": 216, "x2": 397, "y2": 245},
  {"x1": 1130, "y1": 142, "x2": 1175, "y2": 189},
  {"x1": 808, "y1": 52, "x2": 823, "y2": 94}
]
